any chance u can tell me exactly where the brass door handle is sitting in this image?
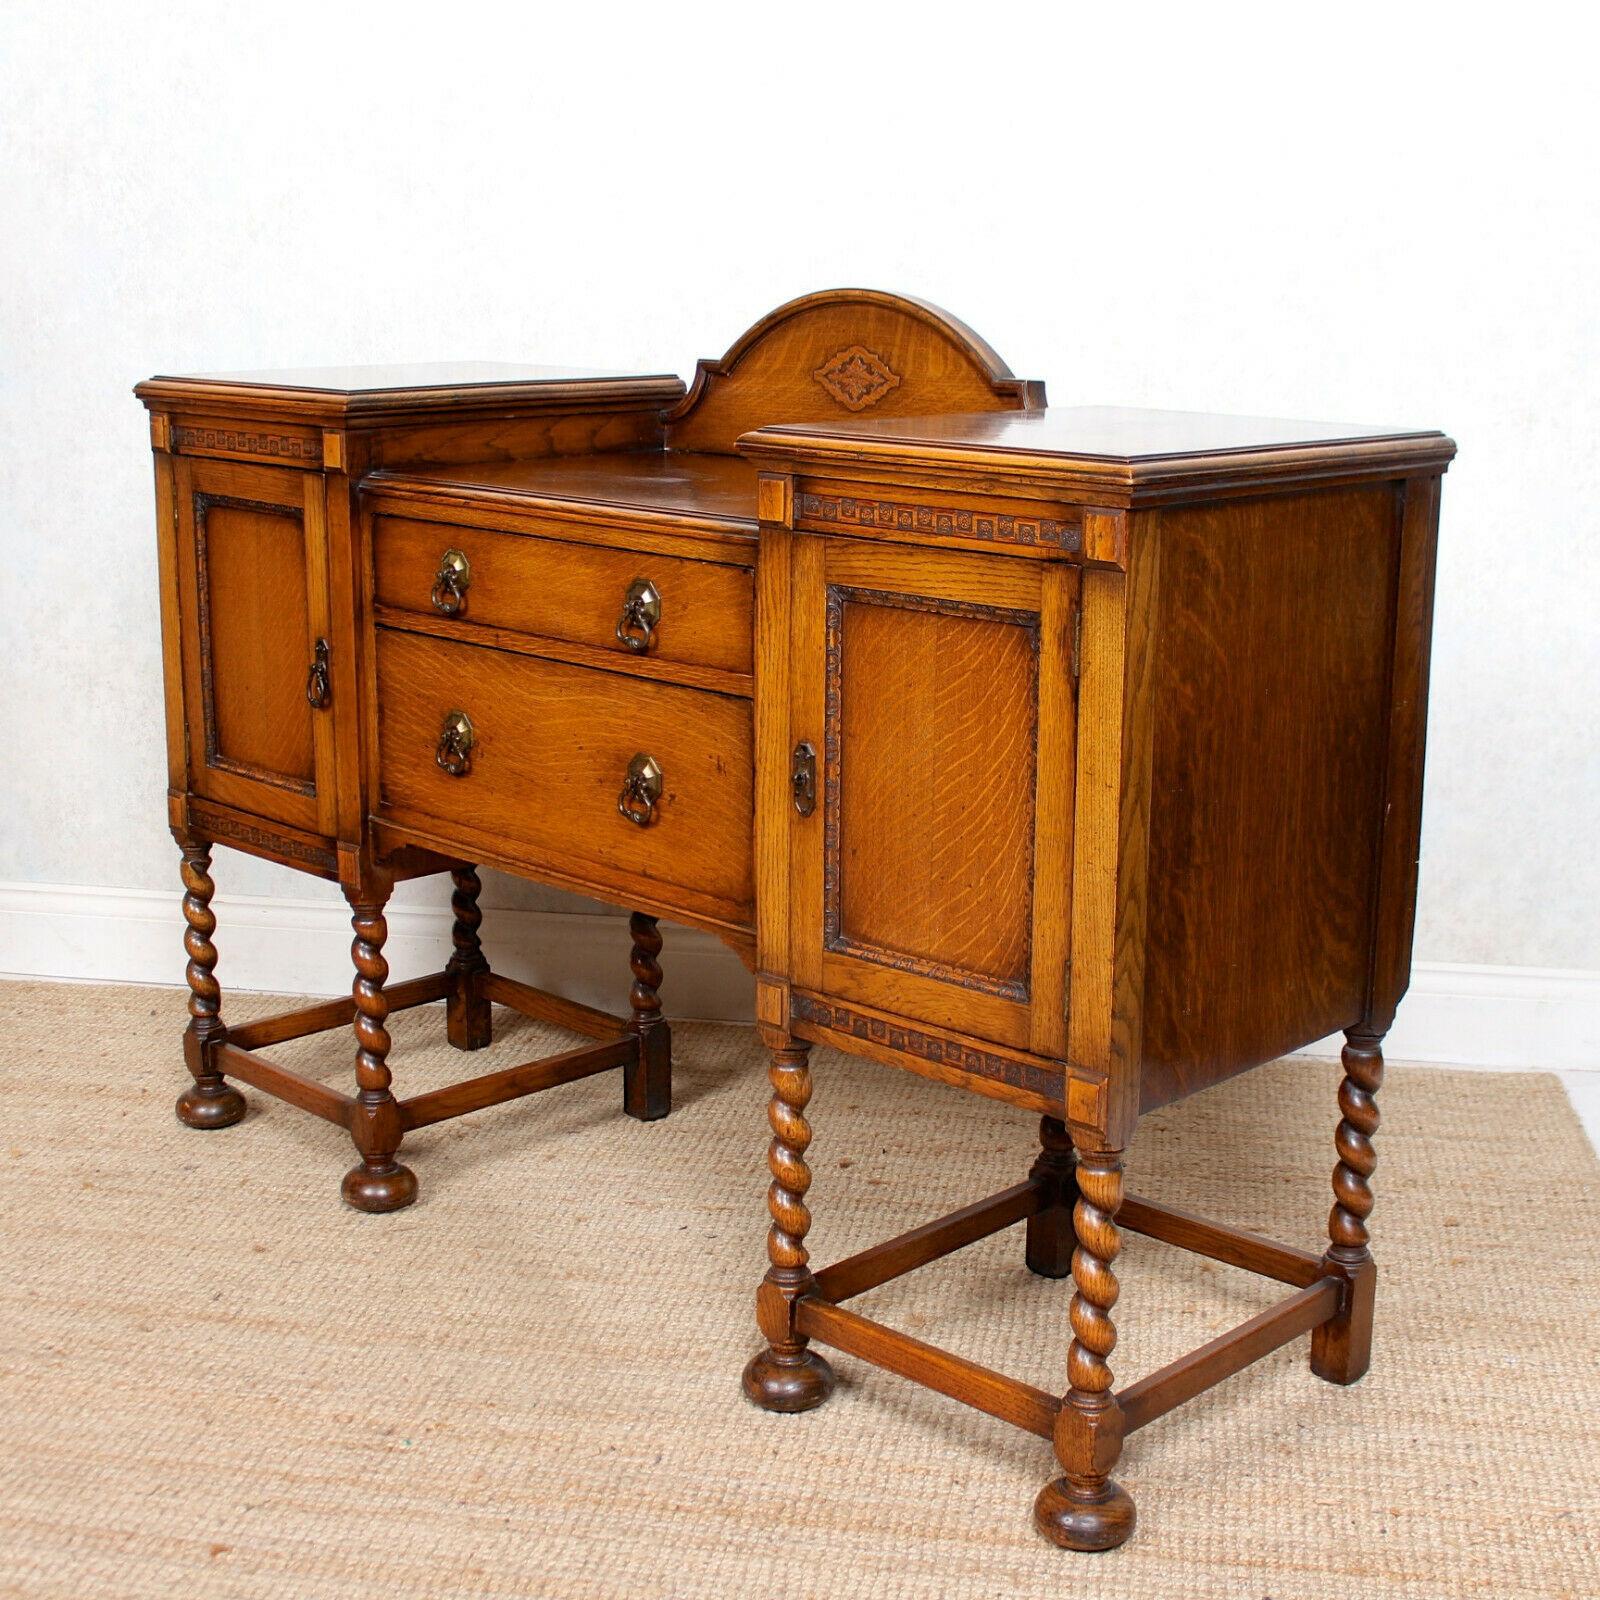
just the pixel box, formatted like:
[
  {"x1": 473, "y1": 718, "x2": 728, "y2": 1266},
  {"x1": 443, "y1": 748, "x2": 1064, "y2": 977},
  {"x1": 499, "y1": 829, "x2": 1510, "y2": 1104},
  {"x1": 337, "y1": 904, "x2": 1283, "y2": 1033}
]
[
  {"x1": 617, "y1": 752, "x2": 663, "y2": 826},
  {"x1": 305, "y1": 638, "x2": 331, "y2": 709},
  {"x1": 791, "y1": 740, "x2": 817, "y2": 816},
  {"x1": 435, "y1": 710, "x2": 475, "y2": 777},
  {"x1": 614, "y1": 577, "x2": 661, "y2": 653},
  {"x1": 431, "y1": 549, "x2": 471, "y2": 616}
]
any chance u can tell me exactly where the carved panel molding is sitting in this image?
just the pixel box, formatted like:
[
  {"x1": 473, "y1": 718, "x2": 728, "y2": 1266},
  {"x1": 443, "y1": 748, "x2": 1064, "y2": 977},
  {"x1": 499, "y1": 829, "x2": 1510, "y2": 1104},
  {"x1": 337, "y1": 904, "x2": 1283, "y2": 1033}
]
[
  {"x1": 174, "y1": 424, "x2": 322, "y2": 463},
  {"x1": 798, "y1": 491, "x2": 1081, "y2": 551},
  {"x1": 187, "y1": 801, "x2": 336, "y2": 872},
  {"x1": 790, "y1": 994, "x2": 1061, "y2": 1102}
]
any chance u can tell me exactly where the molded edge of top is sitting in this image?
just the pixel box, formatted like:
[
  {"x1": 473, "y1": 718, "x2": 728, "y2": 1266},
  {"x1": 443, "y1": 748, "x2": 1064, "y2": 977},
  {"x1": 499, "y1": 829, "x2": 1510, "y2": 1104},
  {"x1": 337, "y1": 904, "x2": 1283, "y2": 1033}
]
[
  {"x1": 135, "y1": 363, "x2": 687, "y2": 424},
  {"x1": 738, "y1": 405, "x2": 1456, "y2": 501}
]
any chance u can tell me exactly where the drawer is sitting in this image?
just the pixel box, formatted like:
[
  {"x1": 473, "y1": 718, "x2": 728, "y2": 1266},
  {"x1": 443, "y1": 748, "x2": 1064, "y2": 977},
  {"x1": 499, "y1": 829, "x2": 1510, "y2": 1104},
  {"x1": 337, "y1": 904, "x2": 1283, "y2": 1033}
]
[
  {"x1": 373, "y1": 515, "x2": 753, "y2": 676},
  {"x1": 375, "y1": 629, "x2": 753, "y2": 911}
]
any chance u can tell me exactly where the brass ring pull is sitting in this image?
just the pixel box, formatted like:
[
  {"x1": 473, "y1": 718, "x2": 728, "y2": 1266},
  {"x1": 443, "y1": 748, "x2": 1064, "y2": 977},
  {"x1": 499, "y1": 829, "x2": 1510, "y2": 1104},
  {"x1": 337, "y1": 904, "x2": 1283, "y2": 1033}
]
[
  {"x1": 617, "y1": 752, "x2": 663, "y2": 826},
  {"x1": 614, "y1": 577, "x2": 661, "y2": 653},
  {"x1": 435, "y1": 710, "x2": 475, "y2": 777},
  {"x1": 304, "y1": 638, "x2": 331, "y2": 710},
  {"x1": 431, "y1": 549, "x2": 471, "y2": 616}
]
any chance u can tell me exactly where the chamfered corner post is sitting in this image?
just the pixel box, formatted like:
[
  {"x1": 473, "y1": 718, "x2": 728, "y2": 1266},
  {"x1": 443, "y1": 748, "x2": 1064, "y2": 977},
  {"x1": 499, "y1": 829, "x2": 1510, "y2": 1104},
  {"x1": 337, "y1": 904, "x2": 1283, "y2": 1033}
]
[
  {"x1": 1311, "y1": 1029, "x2": 1384, "y2": 1384},
  {"x1": 173, "y1": 834, "x2": 246, "y2": 1130},
  {"x1": 1035, "y1": 1142, "x2": 1135, "y2": 1552},
  {"x1": 1025, "y1": 1114, "x2": 1079, "y2": 1278},
  {"x1": 341, "y1": 876, "x2": 417, "y2": 1213},
  {"x1": 742, "y1": 1037, "x2": 835, "y2": 1412},
  {"x1": 444, "y1": 865, "x2": 493, "y2": 1051},
  {"x1": 623, "y1": 910, "x2": 671, "y2": 1121}
]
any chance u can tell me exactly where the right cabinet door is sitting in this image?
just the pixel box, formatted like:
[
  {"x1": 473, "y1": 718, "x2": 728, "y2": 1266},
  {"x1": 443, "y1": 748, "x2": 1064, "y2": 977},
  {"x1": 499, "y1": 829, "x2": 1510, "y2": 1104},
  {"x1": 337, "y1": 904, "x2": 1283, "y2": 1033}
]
[{"x1": 785, "y1": 534, "x2": 1078, "y2": 1056}]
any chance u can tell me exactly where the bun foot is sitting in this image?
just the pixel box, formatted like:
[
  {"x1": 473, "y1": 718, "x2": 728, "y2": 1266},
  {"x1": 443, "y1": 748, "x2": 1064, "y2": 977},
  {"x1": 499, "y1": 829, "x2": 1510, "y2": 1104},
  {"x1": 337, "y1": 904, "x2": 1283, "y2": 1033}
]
[
  {"x1": 175, "y1": 1082, "x2": 246, "y2": 1129},
  {"x1": 742, "y1": 1346, "x2": 835, "y2": 1413},
  {"x1": 1033, "y1": 1476, "x2": 1136, "y2": 1551},
  {"x1": 341, "y1": 1160, "x2": 418, "y2": 1213}
]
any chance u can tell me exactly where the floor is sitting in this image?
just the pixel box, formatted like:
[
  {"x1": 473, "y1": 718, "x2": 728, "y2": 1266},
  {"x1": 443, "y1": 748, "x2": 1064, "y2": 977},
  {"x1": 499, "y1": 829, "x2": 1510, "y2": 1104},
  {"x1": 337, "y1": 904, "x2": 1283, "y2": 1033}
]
[{"x1": 2, "y1": 978, "x2": 1597, "y2": 1600}]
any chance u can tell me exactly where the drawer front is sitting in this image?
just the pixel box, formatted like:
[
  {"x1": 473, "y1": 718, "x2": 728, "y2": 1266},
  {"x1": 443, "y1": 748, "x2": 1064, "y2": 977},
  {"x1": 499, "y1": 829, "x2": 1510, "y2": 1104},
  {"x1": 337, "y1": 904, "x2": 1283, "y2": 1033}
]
[
  {"x1": 376, "y1": 629, "x2": 753, "y2": 910},
  {"x1": 373, "y1": 515, "x2": 753, "y2": 675}
]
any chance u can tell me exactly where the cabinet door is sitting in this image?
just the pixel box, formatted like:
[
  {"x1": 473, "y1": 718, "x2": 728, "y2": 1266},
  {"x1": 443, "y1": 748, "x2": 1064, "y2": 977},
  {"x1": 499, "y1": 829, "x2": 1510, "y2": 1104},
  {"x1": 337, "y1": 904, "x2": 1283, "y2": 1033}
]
[
  {"x1": 786, "y1": 536, "x2": 1077, "y2": 1055},
  {"x1": 173, "y1": 457, "x2": 336, "y2": 834}
]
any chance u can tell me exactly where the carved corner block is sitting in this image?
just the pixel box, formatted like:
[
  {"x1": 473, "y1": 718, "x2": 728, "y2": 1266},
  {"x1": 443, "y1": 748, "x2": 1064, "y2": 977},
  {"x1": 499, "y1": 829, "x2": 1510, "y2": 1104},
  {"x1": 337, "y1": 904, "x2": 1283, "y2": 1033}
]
[
  {"x1": 1066, "y1": 1072, "x2": 1107, "y2": 1135},
  {"x1": 1081, "y1": 508, "x2": 1129, "y2": 568},
  {"x1": 755, "y1": 976, "x2": 791, "y2": 1047},
  {"x1": 756, "y1": 473, "x2": 793, "y2": 528},
  {"x1": 149, "y1": 413, "x2": 173, "y2": 452}
]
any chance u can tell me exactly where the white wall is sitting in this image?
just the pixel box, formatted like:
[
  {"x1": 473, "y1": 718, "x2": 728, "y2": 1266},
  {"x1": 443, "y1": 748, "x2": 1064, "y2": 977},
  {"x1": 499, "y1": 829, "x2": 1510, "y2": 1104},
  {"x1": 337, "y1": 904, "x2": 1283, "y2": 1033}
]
[{"x1": 2, "y1": 3, "x2": 1596, "y2": 1059}]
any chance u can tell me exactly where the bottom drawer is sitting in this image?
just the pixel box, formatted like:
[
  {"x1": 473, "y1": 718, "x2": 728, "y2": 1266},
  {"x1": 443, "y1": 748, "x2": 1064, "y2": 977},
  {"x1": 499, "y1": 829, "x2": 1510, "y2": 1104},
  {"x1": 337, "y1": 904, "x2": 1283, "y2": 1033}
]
[{"x1": 375, "y1": 630, "x2": 753, "y2": 911}]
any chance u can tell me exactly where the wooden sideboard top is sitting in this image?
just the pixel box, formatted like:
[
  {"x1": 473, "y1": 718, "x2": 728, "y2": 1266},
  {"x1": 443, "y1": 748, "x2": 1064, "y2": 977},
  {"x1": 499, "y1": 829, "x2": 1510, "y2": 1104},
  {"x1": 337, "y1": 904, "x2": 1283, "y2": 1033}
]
[
  {"x1": 135, "y1": 362, "x2": 687, "y2": 425},
  {"x1": 741, "y1": 405, "x2": 1457, "y2": 502},
  {"x1": 367, "y1": 451, "x2": 763, "y2": 535},
  {"x1": 365, "y1": 404, "x2": 1456, "y2": 533}
]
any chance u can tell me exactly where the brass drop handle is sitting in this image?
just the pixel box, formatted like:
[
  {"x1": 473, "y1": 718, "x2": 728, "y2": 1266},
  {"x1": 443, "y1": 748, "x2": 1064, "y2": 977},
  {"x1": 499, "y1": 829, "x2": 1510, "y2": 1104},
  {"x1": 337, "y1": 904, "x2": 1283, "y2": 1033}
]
[
  {"x1": 617, "y1": 752, "x2": 663, "y2": 827},
  {"x1": 431, "y1": 549, "x2": 471, "y2": 616},
  {"x1": 614, "y1": 577, "x2": 661, "y2": 653},
  {"x1": 435, "y1": 710, "x2": 475, "y2": 777},
  {"x1": 305, "y1": 638, "x2": 331, "y2": 710},
  {"x1": 791, "y1": 740, "x2": 817, "y2": 817}
]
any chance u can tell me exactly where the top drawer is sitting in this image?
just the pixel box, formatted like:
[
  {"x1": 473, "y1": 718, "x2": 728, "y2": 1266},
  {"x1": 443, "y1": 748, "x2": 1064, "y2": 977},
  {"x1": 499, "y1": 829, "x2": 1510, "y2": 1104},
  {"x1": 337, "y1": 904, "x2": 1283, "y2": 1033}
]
[{"x1": 373, "y1": 515, "x2": 754, "y2": 676}]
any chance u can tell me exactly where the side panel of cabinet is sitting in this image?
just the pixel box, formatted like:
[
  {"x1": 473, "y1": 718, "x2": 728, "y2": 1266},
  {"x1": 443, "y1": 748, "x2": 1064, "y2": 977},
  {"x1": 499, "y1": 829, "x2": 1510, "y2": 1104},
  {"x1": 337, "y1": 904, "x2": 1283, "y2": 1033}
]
[
  {"x1": 786, "y1": 535, "x2": 1076, "y2": 1053},
  {"x1": 172, "y1": 456, "x2": 336, "y2": 834}
]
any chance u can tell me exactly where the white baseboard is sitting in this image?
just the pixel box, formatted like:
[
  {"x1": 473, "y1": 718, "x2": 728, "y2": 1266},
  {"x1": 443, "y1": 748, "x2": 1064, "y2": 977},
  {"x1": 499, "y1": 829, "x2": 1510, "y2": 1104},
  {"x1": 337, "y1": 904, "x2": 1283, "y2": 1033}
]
[
  {"x1": 0, "y1": 878, "x2": 753, "y2": 1029},
  {"x1": 1, "y1": 879, "x2": 1595, "y2": 1072}
]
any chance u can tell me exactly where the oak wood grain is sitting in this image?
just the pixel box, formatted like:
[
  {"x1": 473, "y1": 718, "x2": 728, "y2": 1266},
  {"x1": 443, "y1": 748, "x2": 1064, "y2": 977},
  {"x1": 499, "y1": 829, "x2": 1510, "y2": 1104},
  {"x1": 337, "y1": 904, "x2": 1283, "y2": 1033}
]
[
  {"x1": 666, "y1": 288, "x2": 1042, "y2": 454},
  {"x1": 1139, "y1": 486, "x2": 1399, "y2": 1109},
  {"x1": 373, "y1": 514, "x2": 753, "y2": 675},
  {"x1": 375, "y1": 629, "x2": 754, "y2": 914}
]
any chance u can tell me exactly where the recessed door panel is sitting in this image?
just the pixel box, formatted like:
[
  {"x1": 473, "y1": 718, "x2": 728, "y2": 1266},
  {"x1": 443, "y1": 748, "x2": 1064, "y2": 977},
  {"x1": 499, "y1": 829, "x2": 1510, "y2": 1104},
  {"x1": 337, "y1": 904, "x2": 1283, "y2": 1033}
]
[
  {"x1": 788, "y1": 536, "x2": 1076, "y2": 1053},
  {"x1": 175, "y1": 458, "x2": 334, "y2": 833},
  {"x1": 830, "y1": 587, "x2": 1037, "y2": 995},
  {"x1": 198, "y1": 494, "x2": 316, "y2": 786}
]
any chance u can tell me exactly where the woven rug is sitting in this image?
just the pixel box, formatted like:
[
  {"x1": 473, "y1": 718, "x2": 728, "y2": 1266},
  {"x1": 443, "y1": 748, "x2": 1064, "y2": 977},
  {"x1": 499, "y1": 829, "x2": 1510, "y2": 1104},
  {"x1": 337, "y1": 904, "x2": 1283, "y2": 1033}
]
[{"x1": 1, "y1": 977, "x2": 1595, "y2": 1599}]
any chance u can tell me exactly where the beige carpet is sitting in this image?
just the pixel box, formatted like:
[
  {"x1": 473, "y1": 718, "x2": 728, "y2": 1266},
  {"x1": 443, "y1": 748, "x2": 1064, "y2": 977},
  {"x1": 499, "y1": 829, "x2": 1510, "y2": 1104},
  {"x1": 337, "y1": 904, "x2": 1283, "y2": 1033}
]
[{"x1": 1, "y1": 978, "x2": 1596, "y2": 1599}]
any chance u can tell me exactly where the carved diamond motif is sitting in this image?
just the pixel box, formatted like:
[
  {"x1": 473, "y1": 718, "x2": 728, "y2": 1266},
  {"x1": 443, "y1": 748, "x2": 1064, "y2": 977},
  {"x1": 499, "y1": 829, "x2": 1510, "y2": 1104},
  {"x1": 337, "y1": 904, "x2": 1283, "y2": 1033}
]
[{"x1": 812, "y1": 345, "x2": 903, "y2": 412}]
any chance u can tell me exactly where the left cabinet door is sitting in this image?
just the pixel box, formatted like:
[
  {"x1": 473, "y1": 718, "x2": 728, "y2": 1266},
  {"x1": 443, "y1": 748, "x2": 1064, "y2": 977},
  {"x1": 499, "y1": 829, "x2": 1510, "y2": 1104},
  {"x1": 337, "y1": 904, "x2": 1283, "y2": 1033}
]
[{"x1": 173, "y1": 456, "x2": 337, "y2": 834}]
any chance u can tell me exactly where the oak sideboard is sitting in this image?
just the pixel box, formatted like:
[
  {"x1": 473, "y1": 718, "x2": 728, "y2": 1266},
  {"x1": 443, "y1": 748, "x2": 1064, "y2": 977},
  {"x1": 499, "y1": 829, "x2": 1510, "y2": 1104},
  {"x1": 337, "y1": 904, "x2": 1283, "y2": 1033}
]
[{"x1": 136, "y1": 289, "x2": 1452, "y2": 1550}]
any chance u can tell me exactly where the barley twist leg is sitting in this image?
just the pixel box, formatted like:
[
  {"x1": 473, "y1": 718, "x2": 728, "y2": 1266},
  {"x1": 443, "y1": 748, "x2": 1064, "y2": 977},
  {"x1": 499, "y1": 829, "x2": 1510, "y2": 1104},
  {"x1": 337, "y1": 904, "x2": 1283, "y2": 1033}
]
[
  {"x1": 341, "y1": 888, "x2": 416, "y2": 1213},
  {"x1": 174, "y1": 838, "x2": 245, "y2": 1130},
  {"x1": 1025, "y1": 1115, "x2": 1078, "y2": 1278},
  {"x1": 445, "y1": 865, "x2": 492, "y2": 1051},
  {"x1": 1035, "y1": 1147, "x2": 1135, "y2": 1551},
  {"x1": 623, "y1": 911, "x2": 671, "y2": 1120},
  {"x1": 742, "y1": 1041, "x2": 834, "y2": 1412},
  {"x1": 1312, "y1": 1031, "x2": 1383, "y2": 1383}
]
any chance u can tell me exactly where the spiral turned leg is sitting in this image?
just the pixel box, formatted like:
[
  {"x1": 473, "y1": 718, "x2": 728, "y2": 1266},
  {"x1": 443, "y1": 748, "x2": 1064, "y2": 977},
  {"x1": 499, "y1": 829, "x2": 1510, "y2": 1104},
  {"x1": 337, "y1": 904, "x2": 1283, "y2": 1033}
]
[
  {"x1": 173, "y1": 840, "x2": 245, "y2": 1130},
  {"x1": 1035, "y1": 1147, "x2": 1135, "y2": 1551},
  {"x1": 445, "y1": 866, "x2": 492, "y2": 1052},
  {"x1": 623, "y1": 911, "x2": 671, "y2": 1121},
  {"x1": 1311, "y1": 1031, "x2": 1383, "y2": 1384},
  {"x1": 341, "y1": 890, "x2": 416, "y2": 1213},
  {"x1": 742, "y1": 1041, "x2": 834, "y2": 1412},
  {"x1": 1025, "y1": 1115, "x2": 1079, "y2": 1278}
]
